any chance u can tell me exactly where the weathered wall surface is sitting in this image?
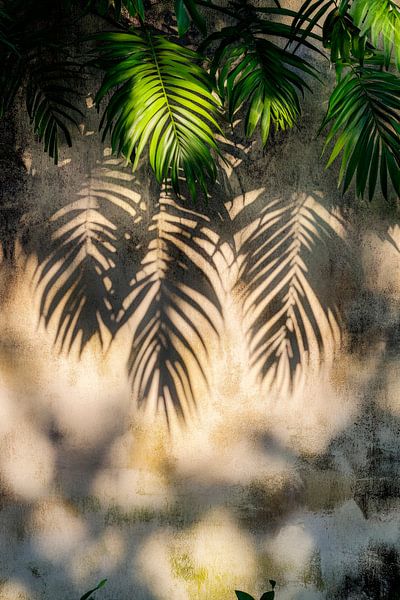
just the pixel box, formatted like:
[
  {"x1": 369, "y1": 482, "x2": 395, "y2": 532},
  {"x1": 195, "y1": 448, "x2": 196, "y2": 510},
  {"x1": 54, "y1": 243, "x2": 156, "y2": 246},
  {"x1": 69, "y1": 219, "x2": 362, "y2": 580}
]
[{"x1": 0, "y1": 6, "x2": 400, "y2": 599}]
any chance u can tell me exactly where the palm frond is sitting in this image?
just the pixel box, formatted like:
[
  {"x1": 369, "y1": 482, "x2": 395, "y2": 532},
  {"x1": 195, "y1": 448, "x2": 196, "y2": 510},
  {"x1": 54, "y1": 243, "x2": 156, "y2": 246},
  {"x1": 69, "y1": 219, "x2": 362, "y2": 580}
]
[
  {"x1": 174, "y1": 0, "x2": 206, "y2": 36},
  {"x1": 218, "y1": 39, "x2": 316, "y2": 145},
  {"x1": 124, "y1": 191, "x2": 222, "y2": 421},
  {"x1": 0, "y1": 54, "x2": 23, "y2": 117},
  {"x1": 292, "y1": 0, "x2": 349, "y2": 41},
  {"x1": 122, "y1": 0, "x2": 145, "y2": 19},
  {"x1": 350, "y1": 0, "x2": 400, "y2": 70},
  {"x1": 291, "y1": 0, "x2": 368, "y2": 69},
  {"x1": 95, "y1": 28, "x2": 221, "y2": 198},
  {"x1": 26, "y1": 62, "x2": 83, "y2": 164},
  {"x1": 322, "y1": 8, "x2": 364, "y2": 66},
  {"x1": 236, "y1": 192, "x2": 344, "y2": 391},
  {"x1": 320, "y1": 68, "x2": 400, "y2": 200},
  {"x1": 202, "y1": 2, "x2": 318, "y2": 146},
  {"x1": 0, "y1": 6, "x2": 19, "y2": 53}
]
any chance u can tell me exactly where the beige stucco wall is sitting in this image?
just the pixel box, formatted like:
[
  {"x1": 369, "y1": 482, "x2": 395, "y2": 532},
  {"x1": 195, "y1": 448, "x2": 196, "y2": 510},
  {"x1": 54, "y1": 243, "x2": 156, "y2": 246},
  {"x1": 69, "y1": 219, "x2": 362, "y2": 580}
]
[{"x1": 0, "y1": 7, "x2": 400, "y2": 599}]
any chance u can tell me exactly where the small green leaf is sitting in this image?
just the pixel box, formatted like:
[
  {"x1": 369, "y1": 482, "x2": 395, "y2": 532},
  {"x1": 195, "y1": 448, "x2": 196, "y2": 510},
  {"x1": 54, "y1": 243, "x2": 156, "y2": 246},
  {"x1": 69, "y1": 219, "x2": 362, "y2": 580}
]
[
  {"x1": 124, "y1": 0, "x2": 145, "y2": 20},
  {"x1": 260, "y1": 593, "x2": 275, "y2": 600},
  {"x1": 235, "y1": 592, "x2": 255, "y2": 600},
  {"x1": 175, "y1": 0, "x2": 191, "y2": 36},
  {"x1": 80, "y1": 579, "x2": 107, "y2": 600}
]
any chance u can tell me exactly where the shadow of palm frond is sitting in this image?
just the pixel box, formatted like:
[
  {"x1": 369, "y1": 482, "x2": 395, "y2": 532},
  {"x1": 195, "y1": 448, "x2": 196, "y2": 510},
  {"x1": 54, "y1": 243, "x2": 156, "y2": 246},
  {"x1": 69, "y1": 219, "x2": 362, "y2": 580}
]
[
  {"x1": 121, "y1": 190, "x2": 224, "y2": 421},
  {"x1": 34, "y1": 157, "x2": 149, "y2": 355},
  {"x1": 234, "y1": 190, "x2": 348, "y2": 392}
]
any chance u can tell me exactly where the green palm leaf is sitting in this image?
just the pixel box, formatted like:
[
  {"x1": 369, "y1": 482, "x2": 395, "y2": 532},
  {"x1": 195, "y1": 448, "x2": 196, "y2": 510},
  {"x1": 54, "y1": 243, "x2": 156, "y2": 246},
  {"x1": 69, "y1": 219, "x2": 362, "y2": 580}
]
[
  {"x1": 174, "y1": 0, "x2": 206, "y2": 36},
  {"x1": 292, "y1": 0, "x2": 350, "y2": 42},
  {"x1": 320, "y1": 68, "x2": 400, "y2": 200},
  {"x1": 350, "y1": 0, "x2": 400, "y2": 69},
  {"x1": 95, "y1": 28, "x2": 221, "y2": 198},
  {"x1": 222, "y1": 39, "x2": 316, "y2": 144},
  {"x1": 291, "y1": 0, "x2": 367, "y2": 68},
  {"x1": 203, "y1": 2, "x2": 318, "y2": 146},
  {"x1": 123, "y1": 0, "x2": 145, "y2": 19}
]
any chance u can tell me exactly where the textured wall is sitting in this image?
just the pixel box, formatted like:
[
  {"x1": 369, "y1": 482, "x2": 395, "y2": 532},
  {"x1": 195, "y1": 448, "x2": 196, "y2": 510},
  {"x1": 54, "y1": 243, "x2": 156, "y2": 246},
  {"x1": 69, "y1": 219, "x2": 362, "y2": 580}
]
[{"x1": 0, "y1": 7, "x2": 400, "y2": 600}]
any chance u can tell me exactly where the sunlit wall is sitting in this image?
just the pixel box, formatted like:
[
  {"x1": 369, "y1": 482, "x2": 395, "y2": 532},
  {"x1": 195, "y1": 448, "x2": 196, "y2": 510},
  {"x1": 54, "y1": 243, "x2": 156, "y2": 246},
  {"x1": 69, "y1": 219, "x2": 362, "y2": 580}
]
[{"x1": 0, "y1": 4, "x2": 400, "y2": 600}]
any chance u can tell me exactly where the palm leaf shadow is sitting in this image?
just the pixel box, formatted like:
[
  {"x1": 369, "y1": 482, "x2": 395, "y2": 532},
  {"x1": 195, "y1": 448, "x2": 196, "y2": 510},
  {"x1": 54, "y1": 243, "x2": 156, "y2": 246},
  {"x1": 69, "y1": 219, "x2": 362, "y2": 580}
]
[
  {"x1": 119, "y1": 189, "x2": 224, "y2": 421},
  {"x1": 34, "y1": 165, "x2": 226, "y2": 419},
  {"x1": 34, "y1": 152, "x2": 350, "y2": 413},
  {"x1": 233, "y1": 190, "x2": 349, "y2": 391},
  {"x1": 33, "y1": 157, "x2": 151, "y2": 355}
]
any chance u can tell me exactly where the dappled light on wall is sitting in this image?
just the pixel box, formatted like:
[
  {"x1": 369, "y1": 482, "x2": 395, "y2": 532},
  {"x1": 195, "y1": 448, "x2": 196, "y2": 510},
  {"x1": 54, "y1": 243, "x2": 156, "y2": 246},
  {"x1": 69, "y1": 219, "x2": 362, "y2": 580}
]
[
  {"x1": 0, "y1": 0, "x2": 400, "y2": 595},
  {"x1": 32, "y1": 157, "x2": 226, "y2": 421},
  {"x1": 0, "y1": 143, "x2": 399, "y2": 600},
  {"x1": 136, "y1": 508, "x2": 257, "y2": 600},
  {"x1": 28, "y1": 148, "x2": 352, "y2": 419}
]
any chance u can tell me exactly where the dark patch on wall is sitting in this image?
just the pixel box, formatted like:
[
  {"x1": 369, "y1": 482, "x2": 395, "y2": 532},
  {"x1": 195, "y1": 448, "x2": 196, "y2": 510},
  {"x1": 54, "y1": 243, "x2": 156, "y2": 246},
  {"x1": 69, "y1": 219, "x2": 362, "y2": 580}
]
[
  {"x1": 0, "y1": 144, "x2": 27, "y2": 262},
  {"x1": 237, "y1": 480, "x2": 303, "y2": 534},
  {"x1": 334, "y1": 544, "x2": 400, "y2": 600}
]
